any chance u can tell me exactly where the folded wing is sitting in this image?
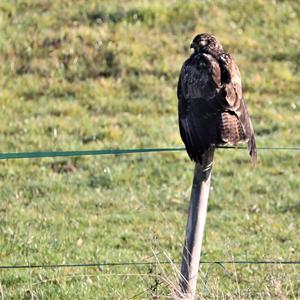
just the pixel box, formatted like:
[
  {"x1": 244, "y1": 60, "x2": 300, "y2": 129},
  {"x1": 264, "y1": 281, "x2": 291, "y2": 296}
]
[{"x1": 178, "y1": 53, "x2": 257, "y2": 164}]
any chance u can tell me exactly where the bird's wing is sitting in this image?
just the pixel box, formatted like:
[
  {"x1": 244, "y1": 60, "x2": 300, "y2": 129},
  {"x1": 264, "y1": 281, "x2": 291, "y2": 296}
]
[
  {"x1": 177, "y1": 54, "x2": 225, "y2": 163},
  {"x1": 219, "y1": 53, "x2": 257, "y2": 163}
]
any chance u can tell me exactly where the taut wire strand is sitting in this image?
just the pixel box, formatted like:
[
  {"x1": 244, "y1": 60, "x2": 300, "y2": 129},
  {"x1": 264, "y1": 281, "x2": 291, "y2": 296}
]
[
  {"x1": 1, "y1": 260, "x2": 300, "y2": 270},
  {"x1": 0, "y1": 146, "x2": 299, "y2": 160}
]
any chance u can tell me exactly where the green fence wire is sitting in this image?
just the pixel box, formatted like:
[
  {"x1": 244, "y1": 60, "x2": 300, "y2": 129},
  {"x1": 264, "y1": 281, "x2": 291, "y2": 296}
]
[{"x1": 0, "y1": 146, "x2": 299, "y2": 160}]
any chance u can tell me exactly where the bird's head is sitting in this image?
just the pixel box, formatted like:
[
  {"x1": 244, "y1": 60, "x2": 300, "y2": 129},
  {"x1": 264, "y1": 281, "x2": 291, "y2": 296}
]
[{"x1": 190, "y1": 33, "x2": 224, "y2": 55}]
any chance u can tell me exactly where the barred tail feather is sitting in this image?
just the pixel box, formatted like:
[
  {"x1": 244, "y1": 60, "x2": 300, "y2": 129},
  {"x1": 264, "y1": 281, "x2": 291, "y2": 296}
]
[{"x1": 248, "y1": 134, "x2": 257, "y2": 165}]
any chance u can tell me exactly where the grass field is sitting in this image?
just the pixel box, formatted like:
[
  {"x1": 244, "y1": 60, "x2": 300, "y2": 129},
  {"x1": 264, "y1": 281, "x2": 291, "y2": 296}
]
[{"x1": 0, "y1": 0, "x2": 300, "y2": 298}]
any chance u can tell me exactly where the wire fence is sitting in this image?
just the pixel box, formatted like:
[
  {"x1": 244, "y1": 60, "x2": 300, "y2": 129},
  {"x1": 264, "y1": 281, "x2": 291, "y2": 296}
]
[
  {"x1": 1, "y1": 144, "x2": 300, "y2": 292},
  {"x1": 1, "y1": 260, "x2": 300, "y2": 270},
  {"x1": 0, "y1": 145, "x2": 300, "y2": 160}
]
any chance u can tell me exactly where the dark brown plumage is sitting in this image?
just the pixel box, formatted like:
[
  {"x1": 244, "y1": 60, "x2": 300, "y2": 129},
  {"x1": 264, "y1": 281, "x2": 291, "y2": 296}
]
[{"x1": 178, "y1": 33, "x2": 257, "y2": 164}]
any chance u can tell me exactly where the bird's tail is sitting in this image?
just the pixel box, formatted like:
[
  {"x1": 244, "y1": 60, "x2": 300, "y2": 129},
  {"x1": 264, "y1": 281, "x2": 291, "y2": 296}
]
[{"x1": 248, "y1": 134, "x2": 257, "y2": 165}]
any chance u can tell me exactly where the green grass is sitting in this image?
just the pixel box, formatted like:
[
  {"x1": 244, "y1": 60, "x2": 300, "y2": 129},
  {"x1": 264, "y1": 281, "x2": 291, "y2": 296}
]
[{"x1": 0, "y1": 0, "x2": 300, "y2": 298}]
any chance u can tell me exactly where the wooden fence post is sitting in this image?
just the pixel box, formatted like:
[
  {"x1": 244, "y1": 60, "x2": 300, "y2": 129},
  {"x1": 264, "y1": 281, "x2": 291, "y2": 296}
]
[{"x1": 178, "y1": 149, "x2": 214, "y2": 299}]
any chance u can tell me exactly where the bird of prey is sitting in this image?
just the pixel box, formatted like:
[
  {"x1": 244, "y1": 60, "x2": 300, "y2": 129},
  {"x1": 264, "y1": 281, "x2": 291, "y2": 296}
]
[{"x1": 177, "y1": 33, "x2": 257, "y2": 165}]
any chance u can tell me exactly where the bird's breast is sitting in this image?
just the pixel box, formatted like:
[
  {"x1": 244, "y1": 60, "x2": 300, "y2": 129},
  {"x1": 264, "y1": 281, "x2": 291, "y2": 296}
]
[{"x1": 181, "y1": 57, "x2": 219, "y2": 100}]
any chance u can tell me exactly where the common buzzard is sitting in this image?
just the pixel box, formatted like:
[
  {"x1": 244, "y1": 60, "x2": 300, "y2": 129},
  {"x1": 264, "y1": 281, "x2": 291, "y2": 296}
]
[{"x1": 177, "y1": 33, "x2": 257, "y2": 164}]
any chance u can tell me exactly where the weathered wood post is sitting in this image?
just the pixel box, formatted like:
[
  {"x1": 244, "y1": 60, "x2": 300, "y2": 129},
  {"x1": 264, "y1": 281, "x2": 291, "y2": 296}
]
[{"x1": 178, "y1": 149, "x2": 214, "y2": 299}]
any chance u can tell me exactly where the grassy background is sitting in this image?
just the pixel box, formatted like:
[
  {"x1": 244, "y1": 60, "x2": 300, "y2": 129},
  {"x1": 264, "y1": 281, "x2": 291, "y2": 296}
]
[{"x1": 0, "y1": 0, "x2": 300, "y2": 298}]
